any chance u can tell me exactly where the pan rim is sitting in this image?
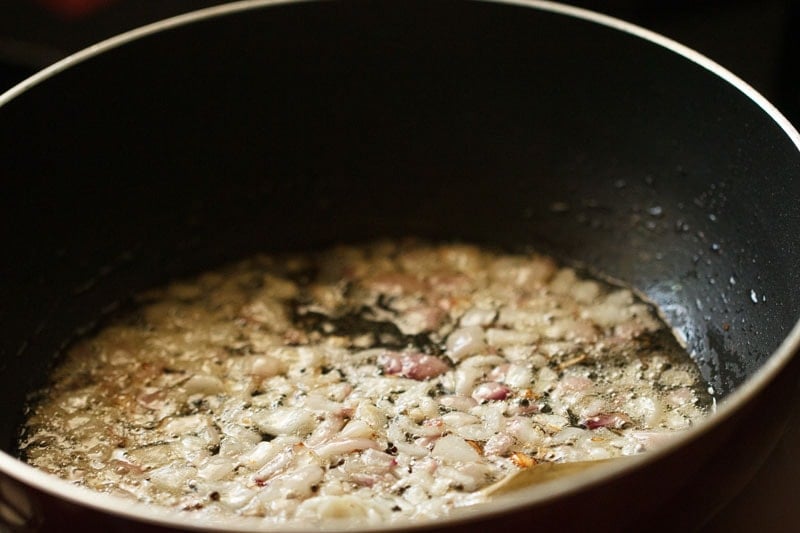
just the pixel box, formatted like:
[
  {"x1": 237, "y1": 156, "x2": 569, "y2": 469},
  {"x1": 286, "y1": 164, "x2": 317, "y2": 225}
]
[{"x1": 1, "y1": 0, "x2": 799, "y2": 530}]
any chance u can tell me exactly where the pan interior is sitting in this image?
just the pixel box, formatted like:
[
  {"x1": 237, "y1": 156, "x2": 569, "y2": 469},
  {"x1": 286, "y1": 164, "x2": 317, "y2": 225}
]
[{"x1": 1, "y1": 0, "x2": 799, "y2": 455}]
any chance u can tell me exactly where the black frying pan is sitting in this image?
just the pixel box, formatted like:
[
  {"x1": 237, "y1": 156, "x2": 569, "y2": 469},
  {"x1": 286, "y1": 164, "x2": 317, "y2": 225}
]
[{"x1": 0, "y1": 1, "x2": 799, "y2": 531}]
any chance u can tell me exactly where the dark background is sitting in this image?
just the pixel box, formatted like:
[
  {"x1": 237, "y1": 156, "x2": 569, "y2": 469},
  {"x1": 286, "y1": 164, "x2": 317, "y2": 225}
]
[
  {"x1": 0, "y1": 0, "x2": 798, "y2": 126},
  {"x1": 0, "y1": 1, "x2": 798, "y2": 531}
]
